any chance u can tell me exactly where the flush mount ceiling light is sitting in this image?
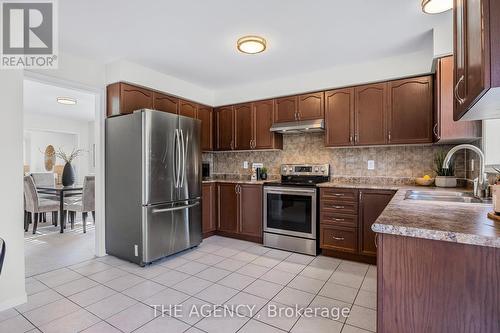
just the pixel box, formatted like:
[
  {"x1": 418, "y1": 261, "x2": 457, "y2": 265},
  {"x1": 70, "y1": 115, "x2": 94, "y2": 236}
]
[
  {"x1": 57, "y1": 97, "x2": 77, "y2": 105},
  {"x1": 237, "y1": 35, "x2": 267, "y2": 54},
  {"x1": 421, "y1": 0, "x2": 452, "y2": 14}
]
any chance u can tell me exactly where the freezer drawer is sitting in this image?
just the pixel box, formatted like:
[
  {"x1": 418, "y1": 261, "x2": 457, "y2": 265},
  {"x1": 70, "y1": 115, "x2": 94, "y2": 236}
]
[{"x1": 142, "y1": 199, "x2": 202, "y2": 264}]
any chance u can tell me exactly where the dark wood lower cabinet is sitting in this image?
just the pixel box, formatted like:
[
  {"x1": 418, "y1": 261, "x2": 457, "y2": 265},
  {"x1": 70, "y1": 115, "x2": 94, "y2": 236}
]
[
  {"x1": 319, "y1": 187, "x2": 395, "y2": 263},
  {"x1": 377, "y1": 234, "x2": 499, "y2": 333},
  {"x1": 202, "y1": 183, "x2": 216, "y2": 238},
  {"x1": 212, "y1": 182, "x2": 263, "y2": 243}
]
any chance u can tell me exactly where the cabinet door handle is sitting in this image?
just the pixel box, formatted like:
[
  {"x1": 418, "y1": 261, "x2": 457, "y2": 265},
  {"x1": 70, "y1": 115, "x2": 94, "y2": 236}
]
[
  {"x1": 433, "y1": 123, "x2": 440, "y2": 140},
  {"x1": 332, "y1": 193, "x2": 344, "y2": 197},
  {"x1": 454, "y1": 75, "x2": 465, "y2": 105},
  {"x1": 331, "y1": 205, "x2": 345, "y2": 209},
  {"x1": 230, "y1": 140, "x2": 234, "y2": 150},
  {"x1": 374, "y1": 233, "x2": 379, "y2": 248},
  {"x1": 388, "y1": 131, "x2": 391, "y2": 142},
  {"x1": 332, "y1": 236, "x2": 345, "y2": 241},
  {"x1": 333, "y1": 218, "x2": 345, "y2": 222},
  {"x1": 354, "y1": 133, "x2": 358, "y2": 143},
  {"x1": 349, "y1": 135, "x2": 353, "y2": 143}
]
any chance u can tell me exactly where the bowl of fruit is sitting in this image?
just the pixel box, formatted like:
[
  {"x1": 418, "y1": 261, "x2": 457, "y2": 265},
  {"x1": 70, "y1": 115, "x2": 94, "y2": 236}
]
[{"x1": 415, "y1": 175, "x2": 435, "y2": 186}]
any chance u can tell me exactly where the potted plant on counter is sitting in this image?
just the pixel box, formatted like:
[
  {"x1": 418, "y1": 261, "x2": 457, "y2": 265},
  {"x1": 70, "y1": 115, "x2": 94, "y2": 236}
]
[
  {"x1": 433, "y1": 149, "x2": 457, "y2": 188},
  {"x1": 260, "y1": 167, "x2": 268, "y2": 180}
]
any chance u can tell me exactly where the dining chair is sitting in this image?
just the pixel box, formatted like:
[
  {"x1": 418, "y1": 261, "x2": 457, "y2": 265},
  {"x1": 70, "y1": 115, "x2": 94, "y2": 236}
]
[
  {"x1": 30, "y1": 172, "x2": 57, "y2": 224},
  {"x1": 64, "y1": 175, "x2": 95, "y2": 233},
  {"x1": 24, "y1": 176, "x2": 59, "y2": 234}
]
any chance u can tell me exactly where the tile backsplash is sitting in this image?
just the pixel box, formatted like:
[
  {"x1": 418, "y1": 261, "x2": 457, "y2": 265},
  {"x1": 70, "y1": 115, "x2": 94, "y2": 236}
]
[{"x1": 204, "y1": 133, "x2": 470, "y2": 180}]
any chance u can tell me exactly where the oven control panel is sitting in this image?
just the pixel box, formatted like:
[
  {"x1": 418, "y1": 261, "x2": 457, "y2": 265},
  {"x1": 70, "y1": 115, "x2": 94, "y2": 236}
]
[{"x1": 280, "y1": 164, "x2": 330, "y2": 177}]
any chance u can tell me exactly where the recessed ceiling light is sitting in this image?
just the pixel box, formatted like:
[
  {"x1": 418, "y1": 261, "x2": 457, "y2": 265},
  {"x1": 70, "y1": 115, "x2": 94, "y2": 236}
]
[
  {"x1": 421, "y1": 0, "x2": 452, "y2": 14},
  {"x1": 237, "y1": 35, "x2": 267, "y2": 54},
  {"x1": 57, "y1": 97, "x2": 77, "y2": 105}
]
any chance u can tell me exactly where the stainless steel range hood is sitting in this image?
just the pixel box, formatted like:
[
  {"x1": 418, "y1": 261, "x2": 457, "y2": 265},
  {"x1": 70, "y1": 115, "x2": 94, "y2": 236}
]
[{"x1": 270, "y1": 119, "x2": 324, "y2": 134}]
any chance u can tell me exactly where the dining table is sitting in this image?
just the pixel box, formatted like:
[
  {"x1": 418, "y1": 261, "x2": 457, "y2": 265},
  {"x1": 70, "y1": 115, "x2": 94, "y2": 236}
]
[{"x1": 37, "y1": 185, "x2": 83, "y2": 233}]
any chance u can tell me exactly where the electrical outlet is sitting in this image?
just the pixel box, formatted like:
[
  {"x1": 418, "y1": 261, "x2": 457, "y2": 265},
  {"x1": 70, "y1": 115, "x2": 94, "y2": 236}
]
[
  {"x1": 470, "y1": 159, "x2": 475, "y2": 172},
  {"x1": 243, "y1": 161, "x2": 249, "y2": 169},
  {"x1": 368, "y1": 160, "x2": 375, "y2": 170}
]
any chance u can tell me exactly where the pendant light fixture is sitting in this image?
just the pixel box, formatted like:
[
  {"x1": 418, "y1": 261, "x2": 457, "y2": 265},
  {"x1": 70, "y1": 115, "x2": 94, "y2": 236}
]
[{"x1": 421, "y1": 0, "x2": 453, "y2": 14}]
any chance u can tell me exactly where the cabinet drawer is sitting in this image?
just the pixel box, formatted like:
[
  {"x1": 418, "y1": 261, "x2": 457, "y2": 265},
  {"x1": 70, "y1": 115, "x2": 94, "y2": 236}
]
[
  {"x1": 321, "y1": 188, "x2": 358, "y2": 202},
  {"x1": 320, "y1": 213, "x2": 358, "y2": 228},
  {"x1": 320, "y1": 225, "x2": 357, "y2": 253},
  {"x1": 321, "y1": 200, "x2": 358, "y2": 215}
]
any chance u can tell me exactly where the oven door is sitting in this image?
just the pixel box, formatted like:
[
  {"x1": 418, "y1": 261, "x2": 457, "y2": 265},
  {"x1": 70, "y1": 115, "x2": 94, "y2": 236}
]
[{"x1": 263, "y1": 186, "x2": 317, "y2": 239}]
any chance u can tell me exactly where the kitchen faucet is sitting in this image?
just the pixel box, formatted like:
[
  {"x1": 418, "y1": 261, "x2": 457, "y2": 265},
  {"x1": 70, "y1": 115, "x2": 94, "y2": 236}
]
[{"x1": 442, "y1": 144, "x2": 488, "y2": 198}]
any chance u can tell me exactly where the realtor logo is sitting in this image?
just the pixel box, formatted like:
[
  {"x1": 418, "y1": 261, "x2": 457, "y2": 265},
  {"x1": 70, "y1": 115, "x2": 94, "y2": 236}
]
[{"x1": 1, "y1": 0, "x2": 58, "y2": 68}]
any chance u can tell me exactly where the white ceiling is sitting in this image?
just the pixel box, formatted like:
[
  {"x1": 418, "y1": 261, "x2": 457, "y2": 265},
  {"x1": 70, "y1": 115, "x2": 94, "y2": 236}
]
[
  {"x1": 23, "y1": 79, "x2": 95, "y2": 121},
  {"x1": 59, "y1": 0, "x2": 449, "y2": 90}
]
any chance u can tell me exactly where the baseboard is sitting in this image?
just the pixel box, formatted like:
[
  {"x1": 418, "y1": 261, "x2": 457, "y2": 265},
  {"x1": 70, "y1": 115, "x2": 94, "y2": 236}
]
[
  {"x1": 321, "y1": 249, "x2": 377, "y2": 265},
  {"x1": 0, "y1": 293, "x2": 27, "y2": 312},
  {"x1": 215, "y1": 231, "x2": 263, "y2": 244}
]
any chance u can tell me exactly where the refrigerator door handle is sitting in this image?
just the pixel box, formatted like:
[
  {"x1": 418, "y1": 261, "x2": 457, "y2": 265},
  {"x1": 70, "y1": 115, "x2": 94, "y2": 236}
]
[
  {"x1": 175, "y1": 129, "x2": 181, "y2": 188},
  {"x1": 152, "y1": 201, "x2": 200, "y2": 213},
  {"x1": 180, "y1": 129, "x2": 187, "y2": 188}
]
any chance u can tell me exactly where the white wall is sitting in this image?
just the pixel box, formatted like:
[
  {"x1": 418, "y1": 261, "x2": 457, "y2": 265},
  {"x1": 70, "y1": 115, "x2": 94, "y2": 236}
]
[
  {"x1": 433, "y1": 11, "x2": 453, "y2": 58},
  {"x1": 484, "y1": 119, "x2": 500, "y2": 166},
  {"x1": 0, "y1": 70, "x2": 27, "y2": 311},
  {"x1": 24, "y1": 114, "x2": 95, "y2": 182},
  {"x1": 105, "y1": 60, "x2": 215, "y2": 106}
]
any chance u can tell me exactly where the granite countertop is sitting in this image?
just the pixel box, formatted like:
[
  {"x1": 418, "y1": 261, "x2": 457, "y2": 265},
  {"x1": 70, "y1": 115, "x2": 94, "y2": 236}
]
[
  {"x1": 202, "y1": 178, "x2": 273, "y2": 185},
  {"x1": 318, "y1": 181, "x2": 499, "y2": 248}
]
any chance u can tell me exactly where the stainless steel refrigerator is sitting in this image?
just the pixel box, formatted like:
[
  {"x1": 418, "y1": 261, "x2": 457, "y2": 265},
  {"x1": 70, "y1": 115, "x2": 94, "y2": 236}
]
[{"x1": 105, "y1": 109, "x2": 202, "y2": 266}]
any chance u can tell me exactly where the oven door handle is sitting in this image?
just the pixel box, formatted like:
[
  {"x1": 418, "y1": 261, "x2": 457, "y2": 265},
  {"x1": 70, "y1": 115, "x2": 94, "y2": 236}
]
[{"x1": 264, "y1": 187, "x2": 317, "y2": 195}]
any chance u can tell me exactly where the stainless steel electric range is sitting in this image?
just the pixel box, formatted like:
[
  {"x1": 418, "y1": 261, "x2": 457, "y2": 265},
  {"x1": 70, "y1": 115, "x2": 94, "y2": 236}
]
[{"x1": 263, "y1": 164, "x2": 330, "y2": 256}]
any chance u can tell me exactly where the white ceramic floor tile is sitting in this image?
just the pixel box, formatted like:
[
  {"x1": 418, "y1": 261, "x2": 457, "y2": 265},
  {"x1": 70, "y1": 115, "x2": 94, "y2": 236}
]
[
  {"x1": 159, "y1": 256, "x2": 191, "y2": 269},
  {"x1": 272, "y1": 287, "x2": 315, "y2": 307},
  {"x1": 309, "y1": 256, "x2": 342, "y2": 270},
  {"x1": 329, "y1": 271, "x2": 365, "y2": 289},
  {"x1": 193, "y1": 253, "x2": 226, "y2": 265},
  {"x1": 245, "y1": 245, "x2": 271, "y2": 256},
  {"x1": 196, "y1": 283, "x2": 239, "y2": 304},
  {"x1": 345, "y1": 305, "x2": 377, "y2": 332},
  {"x1": 25, "y1": 278, "x2": 49, "y2": 296},
  {"x1": 239, "y1": 318, "x2": 286, "y2": 333},
  {"x1": 218, "y1": 272, "x2": 256, "y2": 290},
  {"x1": 214, "y1": 258, "x2": 247, "y2": 271},
  {"x1": 69, "y1": 261, "x2": 113, "y2": 276},
  {"x1": 176, "y1": 297, "x2": 215, "y2": 325},
  {"x1": 143, "y1": 287, "x2": 190, "y2": 308},
  {"x1": 102, "y1": 273, "x2": 145, "y2": 291},
  {"x1": 176, "y1": 261, "x2": 210, "y2": 275},
  {"x1": 354, "y1": 290, "x2": 376, "y2": 310},
  {"x1": 288, "y1": 275, "x2": 325, "y2": 294},
  {"x1": 0, "y1": 308, "x2": 18, "y2": 322},
  {"x1": 236, "y1": 263, "x2": 270, "y2": 278},
  {"x1": 68, "y1": 284, "x2": 117, "y2": 307},
  {"x1": 181, "y1": 249, "x2": 206, "y2": 261},
  {"x1": 106, "y1": 302, "x2": 156, "y2": 333},
  {"x1": 120, "y1": 264, "x2": 168, "y2": 279},
  {"x1": 0, "y1": 315, "x2": 35, "y2": 333},
  {"x1": 319, "y1": 282, "x2": 359, "y2": 303},
  {"x1": 299, "y1": 266, "x2": 333, "y2": 281},
  {"x1": 260, "y1": 269, "x2": 296, "y2": 285},
  {"x1": 224, "y1": 292, "x2": 268, "y2": 317},
  {"x1": 24, "y1": 298, "x2": 81, "y2": 327},
  {"x1": 38, "y1": 308, "x2": 100, "y2": 333},
  {"x1": 16, "y1": 289, "x2": 63, "y2": 313},
  {"x1": 151, "y1": 269, "x2": 190, "y2": 287},
  {"x1": 291, "y1": 316, "x2": 343, "y2": 333},
  {"x1": 196, "y1": 266, "x2": 232, "y2": 282},
  {"x1": 53, "y1": 277, "x2": 99, "y2": 297},
  {"x1": 360, "y1": 276, "x2": 377, "y2": 292},
  {"x1": 285, "y1": 253, "x2": 315, "y2": 265},
  {"x1": 95, "y1": 256, "x2": 129, "y2": 267},
  {"x1": 213, "y1": 247, "x2": 241, "y2": 258},
  {"x1": 274, "y1": 261, "x2": 306, "y2": 275},
  {"x1": 252, "y1": 256, "x2": 281, "y2": 268},
  {"x1": 85, "y1": 293, "x2": 137, "y2": 319},
  {"x1": 341, "y1": 324, "x2": 372, "y2": 333},
  {"x1": 122, "y1": 280, "x2": 166, "y2": 301},
  {"x1": 254, "y1": 301, "x2": 300, "y2": 331},
  {"x1": 263, "y1": 249, "x2": 292, "y2": 260},
  {"x1": 231, "y1": 252, "x2": 259, "y2": 263},
  {"x1": 88, "y1": 268, "x2": 128, "y2": 283},
  {"x1": 34, "y1": 268, "x2": 84, "y2": 288},
  {"x1": 172, "y1": 276, "x2": 213, "y2": 295},
  {"x1": 195, "y1": 313, "x2": 249, "y2": 333},
  {"x1": 337, "y1": 261, "x2": 369, "y2": 275},
  {"x1": 134, "y1": 315, "x2": 190, "y2": 333},
  {"x1": 309, "y1": 296, "x2": 352, "y2": 323},
  {"x1": 243, "y1": 279, "x2": 283, "y2": 300},
  {"x1": 81, "y1": 321, "x2": 122, "y2": 333}
]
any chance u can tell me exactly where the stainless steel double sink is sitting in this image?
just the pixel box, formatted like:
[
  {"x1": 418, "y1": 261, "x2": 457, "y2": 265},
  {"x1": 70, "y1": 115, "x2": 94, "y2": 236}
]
[{"x1": 404, "y1": 190, "x2": 492, "y2": 204}]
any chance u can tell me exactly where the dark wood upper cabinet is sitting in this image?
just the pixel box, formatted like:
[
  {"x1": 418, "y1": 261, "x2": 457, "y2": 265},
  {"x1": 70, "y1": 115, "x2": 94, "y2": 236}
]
[
  {"x1": 355, "y1": 83, "x2": 388, "y2": 145},
  {"x1": 453, "y1": 0, "x2": 500, "y2": 120},
  {"x1": 234, "y1": 103, "x2": 252, "y2": 150},
  {"x1": 217, "y1": 183, "x2": 238, "y2": 233},
  {"x1": 197, "y1": 105, "x2": 213, "y2": 151},
  {"x1": 238, "y1": 184, "x2": 262, "y2": 239},
  {"x1": 253, "y1": 100, "x2": 282, "y2": 150},
  {"x1": 107, "y1": 82, "x2": 153, "y2": 117},
  {"x1": 179, "y1": 99, "x2": 197, "y2": 118},
  {"x1": 325, "y1": 88, "x2": 355, "y2": 147},
  {"x1": 215, "y1": 106, "x2": 234, "y2": 150},
  {"x1": 153, "y1": 92, "x2": 178, "y2": 114},
  {"x1": 202, "y1": 183, "x2": 216, "y2": 238},
  {"x1": 297, "y1": 92, "x2": 324, "y2": 120},
  {"x1": 274, "y1": 96, "x2": 297, "y2": 123},
  {"x1": 435, "y1": 56, "x2": 482, "y2": 143},
  {"x1": 387, "y1": 76, "x2": 433, "y2": 144},
  {"x1": 359, "y1": 189, "x2": 394, "y2": 257}
]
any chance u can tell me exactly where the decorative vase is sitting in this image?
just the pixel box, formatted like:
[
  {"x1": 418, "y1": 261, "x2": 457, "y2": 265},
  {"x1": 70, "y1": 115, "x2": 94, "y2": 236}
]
[
  {"x1": 62, "y1": 162, "x2": 76, "y2": 186},
  {"x1": 435, "y1": 176, "x2": 457, "y2": 188}
]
